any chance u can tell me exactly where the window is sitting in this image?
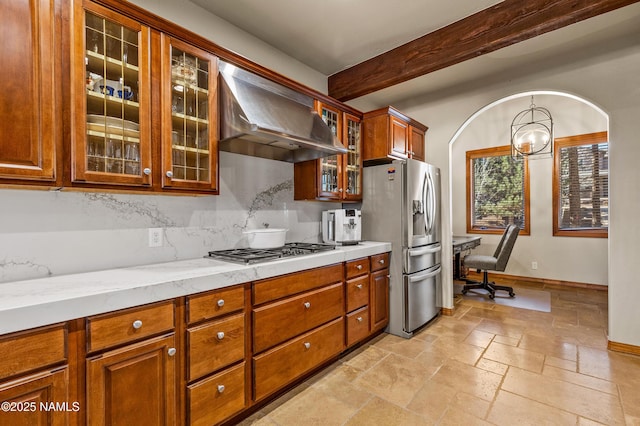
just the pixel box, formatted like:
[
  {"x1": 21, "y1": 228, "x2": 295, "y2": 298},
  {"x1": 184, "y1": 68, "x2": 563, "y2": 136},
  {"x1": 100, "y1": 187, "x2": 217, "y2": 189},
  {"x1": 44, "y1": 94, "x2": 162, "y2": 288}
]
[
  {"x1": 553, "y1": 132, "x2": 608, "y2": 237},
  {"x1": 466, "y1": 145, "x2": 530, "y2": 235}
]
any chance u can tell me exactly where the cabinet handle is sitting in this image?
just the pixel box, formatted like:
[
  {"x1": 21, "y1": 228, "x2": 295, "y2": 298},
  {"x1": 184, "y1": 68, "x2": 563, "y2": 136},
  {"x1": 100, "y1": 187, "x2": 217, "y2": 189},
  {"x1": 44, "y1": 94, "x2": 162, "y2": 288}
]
[
  {"x1": 303, "y1": 342, "x2": 311, "y2": 350},
  {"x1": 143, "y1": 168, "x2": 151, "y2": 176},
  {"x1": 216, "y1": 331, "x2": 225, "y2": 340},
  {"x1": 166, "y1": 171, "x2": 173, "y2": 178},
  {"x1": 356, "y1": 264, "x2": 363, "y2": 270},
  {"x1": 217, "y1": 384, "x2": 225, "y2": 394},
  {"x1": 356, "y1": 317, "x2": 363, "y2": 322},
  {"x1": 303, "y1": 302, "x2": 311, "y2": 309},
  {"x1": 379, "y1": 259, "x2": 385, "y2": 264},
  {"x1": 217, "y1": 299, "x2": 225, "y2": 307},
  {"x1": 167, "y1": 347, "x2": 177, "y2": 357},
  {"x1": 132, "y1": 320, "x2": 143, "y2": 329},
  {"x1": 356, "y1": 284, "x2": 363, "y2": 289}
]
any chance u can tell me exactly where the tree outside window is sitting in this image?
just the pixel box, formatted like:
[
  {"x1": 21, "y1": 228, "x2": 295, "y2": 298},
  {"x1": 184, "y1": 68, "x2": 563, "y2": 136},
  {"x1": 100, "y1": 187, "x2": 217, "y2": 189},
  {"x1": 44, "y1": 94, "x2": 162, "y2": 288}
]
[
  {"x1": 553, "y1": 132, "x2": 608, "y2": 238},
  {"x1": 466, "y1": 145, "x2": 530, "y2": 235}
]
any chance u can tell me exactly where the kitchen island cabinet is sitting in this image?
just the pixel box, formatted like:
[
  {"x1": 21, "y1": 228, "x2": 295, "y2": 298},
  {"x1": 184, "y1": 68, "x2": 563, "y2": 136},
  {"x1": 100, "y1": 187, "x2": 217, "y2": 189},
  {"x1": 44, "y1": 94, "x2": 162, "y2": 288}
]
[{"x1": 362, "y1": 106, "x2": 428, "y2": 164}]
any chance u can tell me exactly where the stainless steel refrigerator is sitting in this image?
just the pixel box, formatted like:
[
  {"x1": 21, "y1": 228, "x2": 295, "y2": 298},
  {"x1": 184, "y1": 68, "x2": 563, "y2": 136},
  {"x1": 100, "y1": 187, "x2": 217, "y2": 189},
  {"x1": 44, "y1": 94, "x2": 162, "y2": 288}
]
[{"x1": 362, "y1": 159, "x2": 441, "y2": 338}]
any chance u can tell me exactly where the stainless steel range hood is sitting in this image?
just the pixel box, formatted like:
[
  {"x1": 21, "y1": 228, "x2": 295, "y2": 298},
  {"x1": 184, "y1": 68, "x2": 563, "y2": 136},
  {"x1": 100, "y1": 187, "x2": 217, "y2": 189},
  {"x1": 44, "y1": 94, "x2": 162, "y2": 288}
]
[{"x1": 219, "y1": 61, "x2": 347, "y2": 162}]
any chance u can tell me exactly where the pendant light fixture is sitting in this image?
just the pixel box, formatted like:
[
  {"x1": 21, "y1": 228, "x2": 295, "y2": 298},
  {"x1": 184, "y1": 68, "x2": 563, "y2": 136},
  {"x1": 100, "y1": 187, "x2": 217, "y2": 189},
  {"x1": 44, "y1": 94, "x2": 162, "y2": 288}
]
[{"x1": 511, "y1": 96, "x2": 553, "y2": 159}]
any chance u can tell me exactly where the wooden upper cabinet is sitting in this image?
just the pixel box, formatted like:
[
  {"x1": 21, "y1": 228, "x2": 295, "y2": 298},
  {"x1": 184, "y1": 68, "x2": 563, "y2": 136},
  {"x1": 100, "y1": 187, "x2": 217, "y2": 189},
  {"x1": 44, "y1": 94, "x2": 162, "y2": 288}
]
[
  {"x1": 409, "y1": 125, "x2": 426, "y2": 162},
  {"x1": 293, "y1": 102, "x2": 362, "y2": 202},
  {"x1": 0, "y1": 0, "x2": 59, "y2": 183},
  {"x1": 161, "y1": 35, "x2": 219, "y2": 192},
  {"x1": 71, "y1": 1, "x2": 152, "y2": 186},
  {"x1": 363, "y1": 106, "x2": 428, "y2": 164}
]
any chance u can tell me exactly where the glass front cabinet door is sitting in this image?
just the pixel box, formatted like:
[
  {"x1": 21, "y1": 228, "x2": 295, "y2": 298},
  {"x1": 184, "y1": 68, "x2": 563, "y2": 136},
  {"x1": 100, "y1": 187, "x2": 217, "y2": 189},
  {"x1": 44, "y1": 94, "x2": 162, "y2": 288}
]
[
  {"x1": 161, "y1": 36, "x2": 218, "y2": 192},
  {"x1": 72, "y1": 2, "x2": 152, "y2": 185},
  {"x1": 342, "y1": 113, "x2": 362, "y2": 201},
  {"x1": 317, "y1": 102, "x2": 343, "y2": 199}
]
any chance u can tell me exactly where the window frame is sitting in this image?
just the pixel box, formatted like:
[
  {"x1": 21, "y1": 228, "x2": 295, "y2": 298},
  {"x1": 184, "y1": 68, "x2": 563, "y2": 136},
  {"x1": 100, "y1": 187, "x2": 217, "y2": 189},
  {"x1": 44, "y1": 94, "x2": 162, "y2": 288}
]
[
  {"x1": 466, "y1": 145, "x2": 530, "y2": 235},
  {"x1": 552, "y1": 131, "x2": 608, "y2": 238}
]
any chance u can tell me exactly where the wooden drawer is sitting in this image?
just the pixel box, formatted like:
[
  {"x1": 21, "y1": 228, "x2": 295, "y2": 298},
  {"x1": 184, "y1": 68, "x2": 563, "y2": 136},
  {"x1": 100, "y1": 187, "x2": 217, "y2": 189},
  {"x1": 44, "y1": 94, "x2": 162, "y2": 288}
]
[
  {"x1": 187, "y1": 313, "x2": 245, "y2": 382},
  {"x1": 253, "y1": 283, "x2": 344, "y2": 353},
  {"x1": 87, "y1": 301, "x2": 175, "y2": 353},
  {"x1": 0, "y1": 324, "x2": 67, "y2": 381},
  {"x1": 345, "y1": 257, "x2": 370, "y2": 279},
  {"x1": 253, "y1": 318, "x2": 344, "y2": 401},
  {"x1": 346, "y1": 306, "x2": 370, "y2": 347},
  {"x1": 371, "y1": 252, "x2": 390, "y2": 272},
  {"x1": 346, "y1": 275, "x2": 370, "y2": 312},
  {"x1": 188, "y1": 362, "x2": 246, "y2": 426},
  {"x1": 253, "y1": 263, "x2": 343, "y2": 305},
  {"x1": 187, "y1": 285, "x2": 245, "y2": 325}
]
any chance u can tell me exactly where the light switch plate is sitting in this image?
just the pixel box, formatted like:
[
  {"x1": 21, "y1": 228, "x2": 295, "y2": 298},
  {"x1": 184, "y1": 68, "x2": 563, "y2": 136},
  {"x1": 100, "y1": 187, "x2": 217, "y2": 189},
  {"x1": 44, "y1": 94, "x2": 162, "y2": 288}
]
[{"x1": 149, "y1": 228, "x2": 163, "y2": 247}]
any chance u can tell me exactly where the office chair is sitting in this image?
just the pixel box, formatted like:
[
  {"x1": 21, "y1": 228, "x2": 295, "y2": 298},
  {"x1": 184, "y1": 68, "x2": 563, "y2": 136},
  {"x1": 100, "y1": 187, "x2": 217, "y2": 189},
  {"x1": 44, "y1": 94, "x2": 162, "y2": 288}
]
[{"x1": 461, "y1": 224, "x2": 520, "y2": 299}]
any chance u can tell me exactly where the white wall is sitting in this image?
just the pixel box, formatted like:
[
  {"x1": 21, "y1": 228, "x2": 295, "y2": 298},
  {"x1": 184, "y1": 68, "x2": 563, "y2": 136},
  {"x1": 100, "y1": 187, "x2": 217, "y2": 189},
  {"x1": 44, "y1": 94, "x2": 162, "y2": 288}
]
[
  {"x1": 127, "y1": 0, "x2": 328, "y2": 93},
  {"x1": 380, "y1": 44, "x2": 640, "y2": 347},
  {"x1": 450, "y1": 95, "x2": 608, "y2": 285}
]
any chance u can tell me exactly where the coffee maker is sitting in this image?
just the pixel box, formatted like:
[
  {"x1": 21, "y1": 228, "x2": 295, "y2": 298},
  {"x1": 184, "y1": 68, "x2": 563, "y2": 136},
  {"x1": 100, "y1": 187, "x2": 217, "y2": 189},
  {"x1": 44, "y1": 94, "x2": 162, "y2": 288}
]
[{"x1": 321, "y1": 209, "x2": 362, "y2": 245}]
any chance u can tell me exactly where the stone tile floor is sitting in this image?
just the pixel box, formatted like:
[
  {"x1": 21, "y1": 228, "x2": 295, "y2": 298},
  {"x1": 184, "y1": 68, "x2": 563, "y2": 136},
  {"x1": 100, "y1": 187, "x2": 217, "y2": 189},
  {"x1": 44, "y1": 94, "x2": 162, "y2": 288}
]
[{"x1": 239, "y1": 279, "x2": 640, "y2": 425}]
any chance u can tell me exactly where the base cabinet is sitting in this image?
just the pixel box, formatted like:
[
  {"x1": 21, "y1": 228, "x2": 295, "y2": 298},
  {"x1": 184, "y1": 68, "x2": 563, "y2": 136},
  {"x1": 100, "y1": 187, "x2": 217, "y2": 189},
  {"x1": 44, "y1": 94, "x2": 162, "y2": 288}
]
[
  {"x1": 0, "y1": 368, "x2": 69, "y2": 426},
  {"x1": 86, "y1": 334, "x2": 177, "y2": 426},
  {"x1": 188, "y1": 362, "x2": 245, "y2": 426},
  {"x1": 370, "y1": 253, "x2": 390, "y2": 332}
]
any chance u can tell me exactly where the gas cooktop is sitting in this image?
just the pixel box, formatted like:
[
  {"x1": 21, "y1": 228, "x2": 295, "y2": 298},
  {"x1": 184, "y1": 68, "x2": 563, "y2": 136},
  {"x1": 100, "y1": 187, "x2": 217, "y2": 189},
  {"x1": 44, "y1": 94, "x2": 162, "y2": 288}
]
[{"x1": 207, "y1": 242, "x2": 336, "y2": 264}]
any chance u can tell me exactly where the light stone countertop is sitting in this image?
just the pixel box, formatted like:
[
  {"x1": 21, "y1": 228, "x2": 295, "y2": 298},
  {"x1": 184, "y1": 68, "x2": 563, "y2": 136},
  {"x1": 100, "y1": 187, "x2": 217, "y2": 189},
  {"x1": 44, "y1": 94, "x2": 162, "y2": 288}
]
[{"x1": 0, "y1": 241, "x2": 391, "y2": 335}]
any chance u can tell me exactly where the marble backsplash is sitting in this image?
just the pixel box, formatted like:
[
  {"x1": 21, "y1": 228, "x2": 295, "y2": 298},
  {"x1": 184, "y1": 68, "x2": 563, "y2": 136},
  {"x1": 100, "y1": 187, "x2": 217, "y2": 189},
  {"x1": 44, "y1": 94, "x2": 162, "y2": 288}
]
[{"x1": 0, "y1": 152, "x2": 336, "y2": 284}]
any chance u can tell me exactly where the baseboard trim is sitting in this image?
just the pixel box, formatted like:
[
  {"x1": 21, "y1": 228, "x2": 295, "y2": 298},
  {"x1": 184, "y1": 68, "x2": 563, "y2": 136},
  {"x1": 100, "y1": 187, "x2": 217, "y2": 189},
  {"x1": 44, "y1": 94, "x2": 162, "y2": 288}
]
[
  {"x1": 441, "y1": 307, "x2": 454, "y2": 316},
  {"x1": 463, "y1": 271, "x2": 608, "y2": 291},
  {"x1": 608, "y1": 340, "x2": 640, "y2": 356}
]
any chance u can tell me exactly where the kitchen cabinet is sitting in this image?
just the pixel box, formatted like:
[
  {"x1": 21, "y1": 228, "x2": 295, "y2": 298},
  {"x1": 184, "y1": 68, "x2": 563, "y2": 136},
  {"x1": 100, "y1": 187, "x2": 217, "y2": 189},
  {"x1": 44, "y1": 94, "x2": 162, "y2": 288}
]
[
  {"x1": 85, "y1": 301, "x2": 177, "y2": 425},
  {"x1": 71, "y1": 0, "x2": 219, "y2": 193},
  {"x1": 345, "y1": 258, "x2": 371, "y2": 347},
  {"x1": 185, "y1": 285, "x2": 247, "y2": 425},
  {"x1": 161, "y1": 35, "x2": 219, "y2": 192},
  {"x1": 370, "y1": 253, "x2": 390, "y2": 332},
  {"x1": 362, "y1": 106, "x2": 428, "y2": 164},
  {"x1": 252, "y1": 264, "x2": 345, "y2": 401},
  {"x1": 0, "y1": 0, "x2": 60, "y2": 183},
  {"x1": 72, "y1": 0, "x2": 153, "y2": 186},
  {"x1": 0, "y1": 324, "x2": 68, "y2": 426},
  {"x1": 294, "y1": 102, "x2": 362, "y2": 202}
]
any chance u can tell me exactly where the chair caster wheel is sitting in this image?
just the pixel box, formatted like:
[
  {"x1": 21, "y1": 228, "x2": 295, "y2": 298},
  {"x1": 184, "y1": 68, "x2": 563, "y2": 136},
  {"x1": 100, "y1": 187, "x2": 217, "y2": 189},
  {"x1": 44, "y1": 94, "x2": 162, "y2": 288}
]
[
  {"x1": 489, "y1": 293, "x2": 495, "y2": 300},
  {"x1": 509, "y1": 292, "x2": 515, "y2": 297},
  {"x1": 461, "y1": 289, "x2": 467, "y2": 295}
]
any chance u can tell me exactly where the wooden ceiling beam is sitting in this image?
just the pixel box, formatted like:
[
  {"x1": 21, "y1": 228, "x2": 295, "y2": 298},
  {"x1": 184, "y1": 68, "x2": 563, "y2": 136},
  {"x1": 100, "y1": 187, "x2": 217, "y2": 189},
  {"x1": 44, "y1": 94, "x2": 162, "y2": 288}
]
[{"x1": 328, "y1": 0, "x2": 640, "y2": 101}]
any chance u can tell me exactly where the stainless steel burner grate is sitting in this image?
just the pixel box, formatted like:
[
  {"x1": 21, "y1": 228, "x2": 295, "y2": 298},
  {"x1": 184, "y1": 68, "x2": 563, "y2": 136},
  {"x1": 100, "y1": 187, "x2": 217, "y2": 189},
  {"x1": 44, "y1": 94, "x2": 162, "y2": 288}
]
[{"x1": 207, "y1": 242, "x2": 336, "y2": 264}]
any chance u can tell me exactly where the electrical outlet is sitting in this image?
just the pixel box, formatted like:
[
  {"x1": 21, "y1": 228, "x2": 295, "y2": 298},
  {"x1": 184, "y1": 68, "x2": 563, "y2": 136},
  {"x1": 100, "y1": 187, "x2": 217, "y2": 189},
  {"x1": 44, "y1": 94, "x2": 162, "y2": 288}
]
[
  {"x1": 149, "y1": 228, "x2": 163, "y2": 247},
  {"x1": 531, "y1": 261, "x2": 538, "y2": 270}
]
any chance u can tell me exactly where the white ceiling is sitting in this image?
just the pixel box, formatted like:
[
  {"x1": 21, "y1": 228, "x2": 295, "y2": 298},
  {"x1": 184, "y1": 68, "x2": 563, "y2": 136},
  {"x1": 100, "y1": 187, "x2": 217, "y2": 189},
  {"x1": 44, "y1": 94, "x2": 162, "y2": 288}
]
[{"x1": 190, "y1": 0, "x2": 640, "y2": 105}]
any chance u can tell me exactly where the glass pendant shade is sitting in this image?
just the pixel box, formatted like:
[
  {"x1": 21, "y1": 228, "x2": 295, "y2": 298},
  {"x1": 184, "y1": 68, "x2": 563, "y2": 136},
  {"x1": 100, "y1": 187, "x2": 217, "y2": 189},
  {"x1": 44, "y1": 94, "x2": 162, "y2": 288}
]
[{"x1": 511, "y1": 97, "x2": 553, "y2": 159}]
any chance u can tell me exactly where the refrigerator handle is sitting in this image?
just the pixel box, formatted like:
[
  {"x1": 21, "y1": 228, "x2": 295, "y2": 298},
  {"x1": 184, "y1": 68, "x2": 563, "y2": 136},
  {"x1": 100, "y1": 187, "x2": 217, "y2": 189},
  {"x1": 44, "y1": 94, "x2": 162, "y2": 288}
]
[
  {"x1": 408, "y1": 266, "x2": 442, "y2": 283},
  {"x1": 408, "y1": 243, "x2": 442, "y2": 256},
  {"x1": 425, "y1": 171, "x2": 435, "y2": 235}
]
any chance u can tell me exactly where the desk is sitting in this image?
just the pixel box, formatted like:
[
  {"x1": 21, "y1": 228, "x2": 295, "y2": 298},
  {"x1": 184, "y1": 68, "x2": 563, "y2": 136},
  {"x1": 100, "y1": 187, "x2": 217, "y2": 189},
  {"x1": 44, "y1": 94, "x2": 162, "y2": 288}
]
[{"x1": 452, "y1": 235, "x2": 481, "y2": 280}]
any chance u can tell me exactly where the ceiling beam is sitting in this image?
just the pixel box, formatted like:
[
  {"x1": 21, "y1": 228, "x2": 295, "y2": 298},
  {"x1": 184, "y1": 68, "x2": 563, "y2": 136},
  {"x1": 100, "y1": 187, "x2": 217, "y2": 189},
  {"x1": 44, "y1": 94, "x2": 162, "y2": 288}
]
[{"x1": 328, "y1": 0, "x2": 640, "y2": 101}]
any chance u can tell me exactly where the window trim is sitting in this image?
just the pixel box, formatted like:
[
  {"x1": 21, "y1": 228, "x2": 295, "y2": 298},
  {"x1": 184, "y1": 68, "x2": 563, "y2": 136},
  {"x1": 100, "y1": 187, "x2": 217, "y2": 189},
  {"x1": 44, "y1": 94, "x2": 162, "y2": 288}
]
[
  {"x1": 552, "y1": 131, "x2": 608, "y2": 238},
  {"x1": 466, "y1": 145, "x2": 530, "y2": 235}
]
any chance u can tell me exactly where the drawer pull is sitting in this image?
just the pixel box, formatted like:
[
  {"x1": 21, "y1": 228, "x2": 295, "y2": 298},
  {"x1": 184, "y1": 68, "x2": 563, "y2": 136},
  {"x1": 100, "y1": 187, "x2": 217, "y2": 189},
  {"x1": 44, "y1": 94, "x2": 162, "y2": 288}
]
[
  {"x1": 217, "y1": 384, "x2": 225, "y2": 394},
  {"x1": 379, "y1": 259, "x2": 385, "y2": 264},
  {"x1": 303, "y1": 302, "x2": 311, "y2": 309},
  {"x1": 356, "y1": 316, "x2": 363, "y2": 322},
  {"x1": 217, "y1": 299, "x2": 225, "y2": 307},
  {"x1": 356, "y1": 284, "x2": 363, "y2": 289},
  {"x1": 216, "y1": 331, "x2": 225, "y2": 340},
  {"x1": 356, "y1": 264, "x2": 363, "y2": 270},
  {"x1": 167, "y1": 347, "x2": 177, "y2": 357},
  {"x1": 132, "y1": 320, "x2": 143, "y2": 329},
  {"x1": 303, "y1": 342, "x2": 311, "y2": 350}
]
